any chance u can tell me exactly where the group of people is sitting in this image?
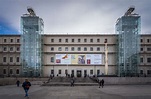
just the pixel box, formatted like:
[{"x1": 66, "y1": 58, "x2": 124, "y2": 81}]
[
  {"x1": 16, "y1": 78, "x2": 104, "y2": 97},
  {"x1": 16, "y1": 79, "x2": 31, "y2": 97},
  {"x1": 70, "y1": 78, "x2": 105, "y2": 88}
]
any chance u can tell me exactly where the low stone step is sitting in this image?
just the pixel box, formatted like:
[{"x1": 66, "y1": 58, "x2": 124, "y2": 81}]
[
  {"x1": 47, "y1": 77, "x2": 96, "y2": 83},
  {"x1": 42, "y1": 82, "x2": 98, "y2": 86}
]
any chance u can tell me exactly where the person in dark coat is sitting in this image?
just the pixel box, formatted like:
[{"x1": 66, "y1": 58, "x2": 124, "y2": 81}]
[
  {"x1": 101, "y1": 79, "x2": 104, "y2": 88},
  {"x1": 22, "y1": 79, "x2": 31, "y2": 97},
  {"x1": 70, "y1": 78, "x2": 75, "y2": 87},
  {"x1": 99, "y1": 80, "x2": 102, "y2": 88},
  {"x1": 16, "y1": 80, "x2": 20, "y2": 87}
]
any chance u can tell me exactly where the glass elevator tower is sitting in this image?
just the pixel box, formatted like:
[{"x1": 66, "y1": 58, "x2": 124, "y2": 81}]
[
  {"x1": 116, "y1": 7, "x2": 141, "y2": 76},
  {"x1": 20, "y1": 7, "x2": 44, "y2": 77}
]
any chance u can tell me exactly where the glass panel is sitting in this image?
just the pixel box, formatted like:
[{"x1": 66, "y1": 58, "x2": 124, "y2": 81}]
[
  {"x1": 116, "y1": 15, "x2": 140, "y2": 76},
  {"x1": 21, "y1": 16, "x2": 43, "y2": 77}
]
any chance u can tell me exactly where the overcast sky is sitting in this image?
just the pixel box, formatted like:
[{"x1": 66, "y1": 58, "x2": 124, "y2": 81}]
[{"x1": 0, "y1": 0, "x2": 151, "y2": 34}]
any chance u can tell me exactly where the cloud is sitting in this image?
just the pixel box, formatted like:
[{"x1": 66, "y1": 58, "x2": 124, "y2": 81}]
[
  {"x1": 0, "y1": 0, "x2": 151, "y2": 34},
  {"x1": 0, "y1": 16, "x2": 19, "y2": 34}
]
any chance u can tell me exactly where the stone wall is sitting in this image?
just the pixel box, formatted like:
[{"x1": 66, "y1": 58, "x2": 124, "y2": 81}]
[
  {"x1": 0, "y1": 77, "x2": 151, "y2": 86},
  {"x1": 98, "y1": 77, "x2": 151, "y2": 85},
  {"x1": 0, "y1": 77, "x2": 48, "y2": 86}
]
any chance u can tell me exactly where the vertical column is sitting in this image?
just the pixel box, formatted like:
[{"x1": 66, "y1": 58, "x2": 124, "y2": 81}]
[{"x1": 104, "y1": 39, "x2": 108, "y2": 75}]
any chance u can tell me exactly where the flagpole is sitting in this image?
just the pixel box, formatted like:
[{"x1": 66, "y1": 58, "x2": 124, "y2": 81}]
[
  {"x1": 63, "y1": 54, "x2": 68, "y2": 76},
  {"x1": 66, "y1": 54, "x2": 68, "y2": 76},
  {"x1": 67, "y1": 33, "x2": 68, "y2": 76}
]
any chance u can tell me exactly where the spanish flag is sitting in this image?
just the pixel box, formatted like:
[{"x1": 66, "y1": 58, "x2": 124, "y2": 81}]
[{"x1": 62, "y1": 54, "x2": 68, "y2": 59}]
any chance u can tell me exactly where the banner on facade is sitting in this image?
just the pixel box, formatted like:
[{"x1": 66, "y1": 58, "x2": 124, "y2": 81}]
[{"x1": 55, "y1": 54, "x2": 102, "y2": 65}]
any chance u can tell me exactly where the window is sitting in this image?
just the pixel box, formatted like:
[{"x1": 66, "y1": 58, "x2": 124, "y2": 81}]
[
  {"x1": 51, "y1": 39, "x2": 54, "y2": 42},
  {"x1": 16, "y1": 57, "x2": 19, "y2": 62},
  {"x1": 4, "y1": 39, "x2": 7, "y2": 43},
  {"x1": 84, "y1": 47, "x2": 87, "y2": 51},
  {"x1": 3, "y1": 47, "x2": 7, "y2": 51},
  {"x1": 147, "y1": 39, "x2": 150, "y2": 43},
  {"x1": 65, "y1": 39, "x2": 68, "y2": 43},
  {"x1": 104, "y1": 39, "x2": 107, "y2": 43},
  {"x1": 97, "y1": 39, "x2": 100, "y2": 42},
  {"x1": 147, "y1": 70, "x2": 151, "y2": 75},
  {"x1": 10, "y1": 69, "x2": 13, "y2": 74},
  {"x1": 58, "y1": 47, "x2": 62, "y2": 51},
  {"x1": 90, "y1": 70, "x2": 93, "y2": 75},
  {"x1": 78, "y1": 47, "x2": 81, "y2": 51},
  {"x1": 97, "y1": 47, "x2": 100, "y2": 51},
  {"x1": 71, "y1": 47, "x2": 74, "y2": 51},
  {"x1": 51, "y1": 57, "x2": 54, "y2": 62},
  {"x1": 17, "y1": 39, "x2": 20, "y2": 43},
  {"x1": 140, "y1": 48, "x2": 143, "y2": 51},
  {"x1": 51, "y1": 70, "x2": 54, "y2": 74},
  {"x1": 90, "y1": 39, "x2": 93, "y2": 42},
  {"x1": 10, "y1": 57, "x2": 13, "y2": 62},
  {"x1": 10, "y1": 39, "x2": 13, "y2": 43},
  {"x1": 51, "y1": 47, "x2": 54, "y2": 51},
  {"x1": 147, "y1": 48, "x2": 151, "y2": 51},
  {"x1": 84, "y1": 39, "x2": 87, "y2": 42},
  {"x1": 16, "y1": 69, "x2": 19, "y2": 74},
  {"x1": 140, "y1": 39, "x2": 143, "y2": 43},
  {"x1": 140, "y1": 57, "x2": 143, "y2": 63},
  {"x1": 58, "y1": 70, "x2": 61, "y2": 74},
  {"x1": 10, "y1": 47, "x2": 13, "y2": 51},
  {"x1": 16, "y1": 47, "x2": 20, "y2": 51},
  {"x1": 140, "y1": 70, "x2": 143, "y2": 74},
  {"x1": 59, "y1": 39, "x2": 61, "y2": 42},
  {"x1": 90, "y1": 47, "x2": 93, "y2": 51},
  {"x1": 65, "y1": 47, "x2": 68, "y2": 51},
  {"x1": 72, "y1": 39, "x2": 74, "y2": 42},
  {"x1": 78, "y1": 39, "x2": 81, "y2": 42},
  {"x1": 3, "y1": 57, "x2": 6, "y2": 62},
  {"x1": 147, "y1": 58, "x2": 151, "y2": 63},
  {"x1": 3, "y1": 69, "x2": 6, "y2": 74}
]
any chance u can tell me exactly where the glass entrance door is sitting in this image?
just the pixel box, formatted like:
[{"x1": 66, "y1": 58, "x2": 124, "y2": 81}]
[
  {"x1": 84, "y1": 70, "x2": 87, "y2": 77},
  {"x1": 77, "y1": 70, "x2": 82, "y2": 77},
  {"x1": 97, "y1": 70, "x2": 100, "y2": 76},
  {"x1": 71, "y1": 70, "x2": 74, "y2": 77}
]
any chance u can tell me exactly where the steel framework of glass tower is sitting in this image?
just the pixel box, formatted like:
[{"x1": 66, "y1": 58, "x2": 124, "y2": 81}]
[
  {"x1": 20, "y1": 10, "x2": 44, "y2": 77},
  {"x1": 116, "y1": 9, "x2": 141, "y2": 77}
]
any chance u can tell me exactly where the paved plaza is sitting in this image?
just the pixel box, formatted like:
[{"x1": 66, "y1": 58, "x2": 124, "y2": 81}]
[{"x1": 0, "y1": 84, "x2": 151, "y2": 99}]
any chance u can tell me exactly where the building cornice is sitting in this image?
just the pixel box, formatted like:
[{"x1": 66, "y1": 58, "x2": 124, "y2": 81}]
[
  {"x1": 42, "y1": 52, "x2": 116, "y2": 54},
  {"x1": 43, "y1": 44, "x2": 116, "y2": 46}
]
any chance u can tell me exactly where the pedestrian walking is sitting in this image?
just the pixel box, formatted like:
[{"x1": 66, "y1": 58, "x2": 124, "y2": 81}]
[
  {"x1": 16, "y1": 80, "x2": 20, "y2": 87},
  {"x1": 70, "y1": 78, "x2": 74, "y2": 87},
  {"x1": 101, "y1": 79, "x2": 104, "y2": 88},
  {"x1": 99, "y1": 80, "x2": 102, "y2": 88},
  {"x1": 22, "y1": 79, "x2": 31, "y2": 97}
]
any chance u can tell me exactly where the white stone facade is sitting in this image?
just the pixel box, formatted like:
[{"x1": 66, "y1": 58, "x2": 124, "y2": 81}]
[{"x1": 0, "y1": 34, "x2": 151, "y2": 77}]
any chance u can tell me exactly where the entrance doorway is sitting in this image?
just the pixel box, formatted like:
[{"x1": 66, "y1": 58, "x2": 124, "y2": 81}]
[
  {"x1": 71, "y1": 70, "x2": 74, "y2": 77},
  {"x1": 29, "y1": 70, "x2": 33, "y2": 77},
  {"x1": 97, "y1": 70, "x2": 100, "y2": 76},
  {"x1": 84, "y1": 70, "x2": 87, "y2": 77},
  {"x1": 77, "y1": 70, "x2": 82, "y2": 77}
]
